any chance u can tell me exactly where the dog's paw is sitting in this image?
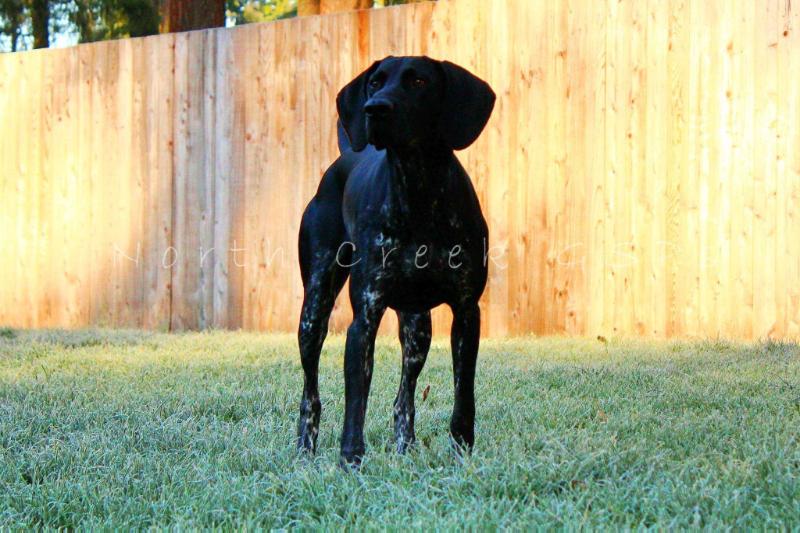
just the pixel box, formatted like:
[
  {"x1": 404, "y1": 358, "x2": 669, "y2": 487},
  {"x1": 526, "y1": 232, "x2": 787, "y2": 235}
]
[
  {"x1": 296, "y1": 434, "x2": 317, "y2": 455},
  {"x1": 296, "y1": 416, "x2": 319, "y2": 455},
  {"x1": 339, "y1": 446, "x2": 365, "y2": 470},
  {"x1": 448, "y1": 422, "x2": 475, "y2": 457}
]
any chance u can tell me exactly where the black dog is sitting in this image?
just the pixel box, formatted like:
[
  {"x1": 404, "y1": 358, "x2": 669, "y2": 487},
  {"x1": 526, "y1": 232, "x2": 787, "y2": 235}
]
[{"x1": 296, "y1": 56, "x2": 495, "y2": 465}]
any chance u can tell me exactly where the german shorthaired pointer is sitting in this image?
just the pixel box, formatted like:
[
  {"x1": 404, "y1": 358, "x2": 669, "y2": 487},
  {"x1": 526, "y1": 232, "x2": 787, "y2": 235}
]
[{"x1": 296, "y1": 56, "x2": 495, "y2": 466}]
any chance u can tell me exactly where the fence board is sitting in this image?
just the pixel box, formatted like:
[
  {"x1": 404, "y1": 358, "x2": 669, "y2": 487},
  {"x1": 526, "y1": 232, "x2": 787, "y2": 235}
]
[
  {"x1": 0, "y1": 53, "x2": 9, "y2": 326},
  {"x1": 1, "y1": 0, "x2": 799, "y2": 340},
  {"x1": 782, "y1": 0, "x2": 800, "y2": 337},
  {"x1": 140, "y1": 34, "x2": 174, "y2": 330}
]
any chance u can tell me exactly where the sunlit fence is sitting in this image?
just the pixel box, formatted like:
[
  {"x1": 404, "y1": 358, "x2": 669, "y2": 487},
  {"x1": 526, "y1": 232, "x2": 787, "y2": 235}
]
[{"x1": 0, "y1": 0, "x2": 798, "y2": 339}]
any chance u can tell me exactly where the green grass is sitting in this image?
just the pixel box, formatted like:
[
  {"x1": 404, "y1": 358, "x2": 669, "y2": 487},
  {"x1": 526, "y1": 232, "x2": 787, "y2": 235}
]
[{"x1": 1, "y1": 329, "x2": 799, "y2": 528}]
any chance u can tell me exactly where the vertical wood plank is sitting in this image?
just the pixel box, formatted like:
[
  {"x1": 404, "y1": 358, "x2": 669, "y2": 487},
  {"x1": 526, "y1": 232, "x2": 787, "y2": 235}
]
[
  {"x1": 0, "y1": 53, "x2": 12, "y2": 325},
  {"x1": 39, "y1": 48, "x2": 56, "y2": 327},
  {"x1": 510, "y1": 0, "x2": 548, "y2": 336},
  {"x1": 628, "y1": 0, "x2": 648, "y2": 337},
  {"x1": 666, "y1": 0, "x2": 691, "y2": 337},
  {"x1": 715, "y1": 0, "x2": 736, "y2": 338},
  {"x1": 113, "y1": 38, "x2": 139, "y2": 327},
  {"x1": 226, "y1": 28, "x2": 249, "y2": 331},
  {"x1": 212, "y1": 29, "x2": 234, "y2": 329},
  {"x1": 647, "y1": 0, "x2": 669, "y2": 337},
  {"x1": 586, "y1": 0, "x2": 607, "y2": 337},
  {"x1": 545, "y1": 0, "x2": 567, "y2": 335},
  {"x1": 131, "y1": 37, "x2": 148, "y2": 329},
  {"x1": 729, "y1": 1, "x2": 756, "y2": 339},
  {"x1": 75, "y1": 42, "x2": 95, "y2": 328},
  {"x1": 88, "y1": 41, "x2": 112, "y2": 327},
  {"x1": 695, "y1": 0, "x2": 717, "y2": 337},
  {"x1": 63, "y1": 46, "x2": 85, "y2": 327},
  {"x1": 562, "y1": 0, "x2": 587, "y2": 335},
  {"x1": 140, "y1": 34, "x2": 175, "y2": 331},
  {"x1": 23, "y1": 51, "x2": 43, "y2": 328},
  {"x1": 606, "y1": 0, "x2": 636, "y2": 336},
  {"x1": 752, "y1": 0, "x2": 779, "y2": 338},
  {"x1": 171, "y1": 30, "x2": 215, "y2": 330},
  {"x1": 241, "y1": 22, "x2": 266, "y2": 331},
  {"x1": 781, "y1": 0, "x2": 800, "y2": 337}
]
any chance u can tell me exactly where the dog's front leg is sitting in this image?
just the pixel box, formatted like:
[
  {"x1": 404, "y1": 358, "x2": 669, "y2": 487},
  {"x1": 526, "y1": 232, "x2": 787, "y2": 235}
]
[
  {"x1": 394, "y1": 311, "x2": 432, "y2": 453},
  {"x1": 449, "y1": 303, "x2": 481, "y2": 452},
  {"x1": 340, "y1": 293, "x2": 385, "y2": 467}
]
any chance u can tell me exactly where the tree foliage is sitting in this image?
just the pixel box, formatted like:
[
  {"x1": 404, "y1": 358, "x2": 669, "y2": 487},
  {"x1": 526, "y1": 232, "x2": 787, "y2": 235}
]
[
  {"x1": 0, "y1": 0, "x2": 160, "y2": 49},
  {"x1": 0, "y1": 0, "x2": 427, "y2": 51},
  {"x1": 0, "y1": 0, "x2": 25, "y2": 50},
  {"x1": 73, "y1": 0, "x2": 159, "y2": 42},
  {"x1": 226, "y1": 0, "x2": 296, "y2": 25}
]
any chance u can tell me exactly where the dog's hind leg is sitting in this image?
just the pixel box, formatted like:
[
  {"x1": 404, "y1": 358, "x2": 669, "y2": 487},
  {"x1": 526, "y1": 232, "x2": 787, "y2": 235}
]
[
  {"x1": 393, "y1": 311, "x2": 431, "y2": 453},
  {"x1": 296, "y1": 198, "x2": 350, "y2": 454}
]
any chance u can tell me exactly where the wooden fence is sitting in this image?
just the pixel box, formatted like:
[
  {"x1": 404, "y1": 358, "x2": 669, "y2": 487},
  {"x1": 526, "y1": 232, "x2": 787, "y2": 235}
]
[{"x1": 1, "y1": 0, "x2": 798, "y2": 339}]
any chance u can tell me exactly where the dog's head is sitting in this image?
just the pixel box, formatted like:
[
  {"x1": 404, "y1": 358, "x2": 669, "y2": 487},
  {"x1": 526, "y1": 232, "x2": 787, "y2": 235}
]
[{"x1": 337, "y1": 56, "x2": 495, "y2": 152}]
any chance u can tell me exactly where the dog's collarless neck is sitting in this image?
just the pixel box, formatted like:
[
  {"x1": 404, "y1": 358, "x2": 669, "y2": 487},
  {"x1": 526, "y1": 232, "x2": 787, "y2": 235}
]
[{"x1": 381, "y1": 147, "x2": 452, "y2": 232}]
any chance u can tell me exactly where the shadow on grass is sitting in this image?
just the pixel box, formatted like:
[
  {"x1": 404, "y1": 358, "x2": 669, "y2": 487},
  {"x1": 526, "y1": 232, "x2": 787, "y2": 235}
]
[{"x1": 0, "y1": 327, "x2": 157, "y2": 349}]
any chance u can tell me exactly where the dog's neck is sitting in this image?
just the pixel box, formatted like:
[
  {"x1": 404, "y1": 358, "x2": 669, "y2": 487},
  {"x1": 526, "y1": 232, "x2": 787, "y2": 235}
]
[{"x1": 383, "y1": 145, "x2": 452, "y2": 233}]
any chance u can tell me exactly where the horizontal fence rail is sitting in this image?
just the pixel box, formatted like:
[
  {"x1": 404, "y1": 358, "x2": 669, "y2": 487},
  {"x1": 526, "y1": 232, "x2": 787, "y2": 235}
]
[{"x1": 0, "y1": 0, "x2": 799, "y2": 339}]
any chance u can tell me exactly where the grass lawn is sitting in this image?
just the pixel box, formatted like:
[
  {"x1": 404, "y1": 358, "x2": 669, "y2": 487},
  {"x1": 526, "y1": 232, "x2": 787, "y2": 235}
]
[{"x1": 1, "y1": 328, "x2": 799, "y2": 528}]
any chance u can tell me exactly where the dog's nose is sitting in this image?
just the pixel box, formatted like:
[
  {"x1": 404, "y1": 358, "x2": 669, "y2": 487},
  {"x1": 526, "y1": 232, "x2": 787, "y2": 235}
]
[{"x1": 364, "y1": 98, "x2": 394, "y2": 117}]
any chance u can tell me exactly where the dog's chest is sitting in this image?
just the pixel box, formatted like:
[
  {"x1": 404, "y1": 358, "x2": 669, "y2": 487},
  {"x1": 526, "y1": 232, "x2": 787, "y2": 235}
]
[{"x1": 370, "y1": 224, "x2": 478, "y2": 301}]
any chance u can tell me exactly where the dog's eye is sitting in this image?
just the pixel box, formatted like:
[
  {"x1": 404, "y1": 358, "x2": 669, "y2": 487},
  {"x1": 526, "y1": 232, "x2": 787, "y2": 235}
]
[
  {"x1": 368, "y1": 79, "x2": 382, "y2": 90},
  {"x1": 412, "y1": 77, "x2": 427, "y2": 88}
]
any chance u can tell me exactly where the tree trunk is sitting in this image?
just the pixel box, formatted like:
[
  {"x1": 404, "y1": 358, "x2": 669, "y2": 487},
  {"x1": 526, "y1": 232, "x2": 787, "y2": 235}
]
[
  {"x1": 74, "y1": 0, "x2": 95, "y2": 42},
  {"x1": 158, "y1": 0, "x2": 225, "y2": 33},
  {"x1": 30, "y1": 0, "x2": 49, "y2": 49},
  {"x1": 3, "y1": 0, "x2": 24, "y2": 51},
  {"x1": 299, "y1": 0, "x2": 372, "y2": 15},
  {"x1": 320, "y1": 0, "x2": 372, "y2": 13},
  {"x1": 298, "y1": 0, "x2": 320, "y2": 16}
]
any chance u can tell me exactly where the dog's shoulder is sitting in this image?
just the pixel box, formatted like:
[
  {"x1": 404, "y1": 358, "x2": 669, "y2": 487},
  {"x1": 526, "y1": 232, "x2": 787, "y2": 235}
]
[
  {"x1": 341, "y1": 147, "x2": 387, "y2": 198},
  {"x1": 312, "y1": 147, "x2": 373, "y2": 199}
]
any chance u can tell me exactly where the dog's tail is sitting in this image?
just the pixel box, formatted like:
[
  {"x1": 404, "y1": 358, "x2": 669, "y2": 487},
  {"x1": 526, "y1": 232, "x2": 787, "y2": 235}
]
[{"x1": 337, "y1": 120, "x2": 351, "y2": 154}]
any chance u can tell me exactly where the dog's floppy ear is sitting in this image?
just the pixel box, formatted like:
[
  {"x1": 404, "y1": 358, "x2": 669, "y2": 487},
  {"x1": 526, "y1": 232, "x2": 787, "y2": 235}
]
[
  {"x1": 336, "y1": 120, "x2": 350, "y2": 154},
  {"x1": 336, "y1": 60, "x2": 381, "y2": 152},
  {"x1": 437, "y1": 61, "x2": 496, "y2": 151}
]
